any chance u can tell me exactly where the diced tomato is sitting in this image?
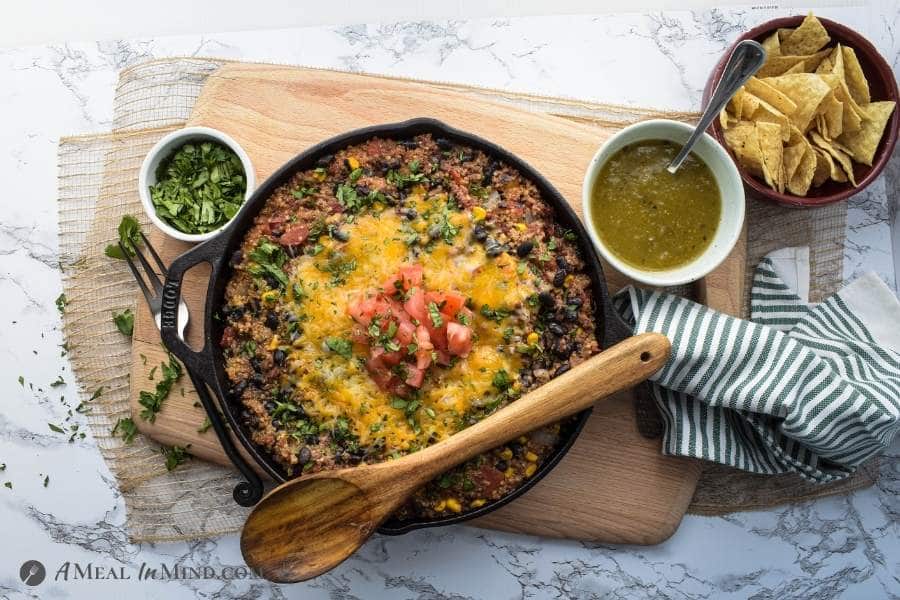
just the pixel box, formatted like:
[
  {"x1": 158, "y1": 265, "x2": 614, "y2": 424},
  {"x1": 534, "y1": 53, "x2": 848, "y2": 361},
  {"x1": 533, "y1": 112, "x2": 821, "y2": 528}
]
[
  {"x1": 267, "y1": 215, "x2": 288, "y2": 235},
  {"x1": 403, "y1": 288, "x2": 428, "y2": 324},
  {"x1": 434, "y1": 349, "x2": 452, "y2": 366},
  {"x1": 347, "y1": 295, "x2": 372, "y2": 326},
  {"x1": 365, "y1": 356, "x2": 393, "y2": 389},
  {"x1": 220, "y1": 326, "x2": 235, "y2": 347},
  {"x1": 415, "y1": 325, "x2": 434, "y2": 369},
  {"x1": 446, "y1": 322, "x2": 473, "y2": 357},
  {"x1": 405, "y1": 366, "x2": 425, "y2": 388},
  {"x1": 474, "y1": 464, "x2": 505, "y2": 495},
  {"x1": 396, "y1": 321, "x2": 416, "y2": 345},
  {"x1": 383, "y1": 264, "x2": 423, "y2": 295},
  {"x1": 279, "y1": 224, "x2": 309, "y2": 246},
  {"x1": 350, "y1": 325, "x2": 368, "y2": 344}
]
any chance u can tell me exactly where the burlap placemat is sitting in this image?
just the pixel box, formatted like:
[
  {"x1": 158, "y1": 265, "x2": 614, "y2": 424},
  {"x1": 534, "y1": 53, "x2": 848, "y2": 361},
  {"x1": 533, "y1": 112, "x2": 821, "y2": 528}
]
[{"x1": 59, "y1": 58, "x2": 875, "y2": 543}]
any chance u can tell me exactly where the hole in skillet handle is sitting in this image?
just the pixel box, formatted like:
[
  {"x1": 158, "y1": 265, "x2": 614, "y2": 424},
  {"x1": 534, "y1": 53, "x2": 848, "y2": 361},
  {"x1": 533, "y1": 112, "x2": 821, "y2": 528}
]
[{"x1": 160, "y1": 244, "x2": 265, "y2": 507}]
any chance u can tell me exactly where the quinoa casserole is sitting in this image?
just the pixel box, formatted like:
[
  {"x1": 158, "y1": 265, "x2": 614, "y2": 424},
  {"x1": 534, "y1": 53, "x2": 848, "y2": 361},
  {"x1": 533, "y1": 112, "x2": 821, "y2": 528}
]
[{"x1": 219, "y1": 133, "x2": 600, "y2": 519}]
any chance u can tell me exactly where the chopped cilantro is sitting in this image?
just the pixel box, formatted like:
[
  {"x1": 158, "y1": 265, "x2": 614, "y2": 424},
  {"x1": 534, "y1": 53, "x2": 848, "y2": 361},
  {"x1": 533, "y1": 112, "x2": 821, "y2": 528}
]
[
  {"x1": 197, "y1": 417, "x2": 212, "y2": 434},
  {"x1": 138, "y1": 353, "x2": 183, "y2": 422},
  {"x1": 480, "y1": 304, "x2": 511, "y2": 322},
  {"x1": 112, "y1": 417, "x2": 138, "y2": 443},
  {"x1": 50, "y1": 375, "x2": 65, "y2": 388},
  {"x1": 104, "y1": 215, "x2": 143, "y2": 259},
  {"x1": 55, "y1": 293, "x2": 69, "y2": 314},
  {"x1": 492, "y1": 369, "x2": 511, "y2": 392},
  {"x1": 113, "y1": 308, "x2": 134, "y2": 336},
  {"x1": 427, "y1": 302, "x2": 443, "y2": 328},
  {"x1": 247, "y1": 239, "x2": 289, "y2": 289},
  {"x1": 162, "y1": 445, "x2": 191, "y2": 471},
  {"x1": 325, "y1": 337, "x2": 353, "y2": 359}
]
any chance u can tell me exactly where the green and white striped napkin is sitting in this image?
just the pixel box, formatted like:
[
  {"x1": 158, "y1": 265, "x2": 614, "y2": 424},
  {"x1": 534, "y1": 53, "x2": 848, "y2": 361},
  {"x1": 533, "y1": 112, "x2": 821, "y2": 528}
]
[{"x1": 615, "y1": 247, "x2": 900, "y2": 482}]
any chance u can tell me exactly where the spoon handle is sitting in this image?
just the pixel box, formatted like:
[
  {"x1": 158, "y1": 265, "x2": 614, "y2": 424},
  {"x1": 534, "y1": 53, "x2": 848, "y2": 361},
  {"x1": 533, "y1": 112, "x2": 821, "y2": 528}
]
[
  {"x1": 388, "y1": 332, "x2": 671, "y2": 483},
  {"x1": 667, "y1": 39, "x2": 767, "y2": 174}
]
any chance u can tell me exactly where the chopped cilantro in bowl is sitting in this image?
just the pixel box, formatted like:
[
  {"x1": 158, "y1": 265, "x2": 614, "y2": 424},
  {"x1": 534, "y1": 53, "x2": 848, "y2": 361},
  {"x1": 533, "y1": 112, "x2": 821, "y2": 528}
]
[{"x1": 139, "y1": 127, "x2": 255, "y2": 243}]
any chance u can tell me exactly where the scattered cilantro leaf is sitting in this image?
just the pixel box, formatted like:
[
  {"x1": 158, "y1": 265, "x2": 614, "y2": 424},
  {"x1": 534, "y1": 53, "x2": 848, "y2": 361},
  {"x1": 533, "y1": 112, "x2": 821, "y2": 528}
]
[
  {"x1": 113, "y1": 308, "x2": 134, "y2": 336},
  {"x1": 325, "y1": 337, "x2": 353, "y2": 359},
  {"x1": 55, "y1": 293, "x2": 68, "y2": 314},
  {"x1": 162, "y1": 445, "x2": 191, "y2": 471},
  {"x1": 112, "y1": 417, "x2": 138, "y2": 444},
  {"x1": 104, "y1": 215, "x2": 143, "y2": 259}
]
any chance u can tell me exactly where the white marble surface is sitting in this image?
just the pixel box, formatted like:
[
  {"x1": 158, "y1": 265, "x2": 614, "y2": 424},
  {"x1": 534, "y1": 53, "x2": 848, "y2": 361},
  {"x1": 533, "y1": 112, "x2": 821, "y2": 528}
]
[{"x1": 1, "y1": 4, "x2": 899, "y2": 599}]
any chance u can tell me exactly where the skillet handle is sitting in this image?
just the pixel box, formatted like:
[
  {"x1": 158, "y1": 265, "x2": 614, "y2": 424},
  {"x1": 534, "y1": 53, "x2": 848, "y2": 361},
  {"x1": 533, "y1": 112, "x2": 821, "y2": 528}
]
[{"x1": 160, "y1": 236, "x2": 264, "y2": 507}]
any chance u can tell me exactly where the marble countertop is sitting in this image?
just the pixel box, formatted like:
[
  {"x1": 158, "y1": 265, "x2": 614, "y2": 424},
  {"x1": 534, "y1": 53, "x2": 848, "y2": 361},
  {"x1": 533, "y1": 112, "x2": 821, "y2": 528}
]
[{"x1": 1, "y1": 4, "x2": 898, "y2": 599}]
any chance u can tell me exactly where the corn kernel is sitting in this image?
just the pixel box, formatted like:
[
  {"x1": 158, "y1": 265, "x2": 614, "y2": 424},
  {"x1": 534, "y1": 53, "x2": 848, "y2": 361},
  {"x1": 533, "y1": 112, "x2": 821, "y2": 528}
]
[
  {"x1": 470, "y1": 499, "x2": 486, "y2": 509},
  {"x1": 564, "y1": 274, "x2": 574, "y2": 287},
  {"x1": 267, "y1": 336, "x2": 280, "y2": 351},
  {"x1": 525, "y1": 451, "x2": 538, "y2": 462},
  {"x1": 450, "y1": 213, "x2": 468, "y2": 227},
  {"x1": 313, "y1": 170, "x2": 326, "y2": 182},
  {"x1": 499, "y1": 448, "x2": 513, "y2": 460},
  {"x1": 504, "y1": 467, "x2": 515, "y2": 479},
  {"x1": 434, "y1": 500, "x2": 447, "y2": 512},
  {"x1": 526, "y1": 332, "x2": 540, "y2": 345},
  {"x1": 525, "y1": 463, "x2": 537, "y2": 477},
  {"x1": 413, "y1": 220, "x2": 427, "y2": 232},
  {"x1": 446, "y1": 498, "x2": 462, "y2": 513},
  {"x1": 261, "y1": 290, "x2": 279, "y2": 304},
  {"x1": 515, "y1": 222, "x2": 527, "y2": 232},
  {"x1": 347, "y1": 156, "x2": 360, "y2": 170},
  {"x1": 518, "y1": 436, "x2": 528, "y2": 444},
  {"x1": 472, "y1": 206, "x2": 487, "y2": 221}
]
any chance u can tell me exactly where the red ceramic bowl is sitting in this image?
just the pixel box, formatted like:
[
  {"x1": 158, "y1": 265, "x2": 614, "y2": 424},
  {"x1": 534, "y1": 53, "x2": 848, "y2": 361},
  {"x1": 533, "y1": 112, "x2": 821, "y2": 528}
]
[{"x1": 703, "y1": 15, "x2": 899, "y2": 208}]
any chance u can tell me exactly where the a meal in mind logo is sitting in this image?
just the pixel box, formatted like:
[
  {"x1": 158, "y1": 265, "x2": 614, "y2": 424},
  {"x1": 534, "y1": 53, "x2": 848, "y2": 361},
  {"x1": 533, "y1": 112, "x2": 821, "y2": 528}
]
[{"x1": 19, "y1": 560, "x2": 46, "y2": 586}]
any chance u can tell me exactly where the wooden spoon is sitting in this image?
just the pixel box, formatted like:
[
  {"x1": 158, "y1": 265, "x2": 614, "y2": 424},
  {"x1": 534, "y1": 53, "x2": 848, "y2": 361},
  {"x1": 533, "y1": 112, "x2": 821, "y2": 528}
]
[{"x1": 241, "y1": 332, "x2": 670, "y2": 582}]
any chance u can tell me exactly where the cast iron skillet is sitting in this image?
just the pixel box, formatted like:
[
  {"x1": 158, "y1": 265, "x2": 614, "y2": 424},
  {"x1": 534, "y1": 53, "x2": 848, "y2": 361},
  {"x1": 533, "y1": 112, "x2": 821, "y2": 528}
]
[{"x1": 159, "y1": 117, "x2": 631, "y2": 534}]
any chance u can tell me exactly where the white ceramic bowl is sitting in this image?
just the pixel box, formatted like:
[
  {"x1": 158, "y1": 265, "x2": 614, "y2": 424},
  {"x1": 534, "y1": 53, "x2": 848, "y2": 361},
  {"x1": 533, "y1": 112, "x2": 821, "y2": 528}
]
[
  {"x1": 581, "y1": 119, "x2": 744, "y2": 287},
  {"x1": 138, "y1": 126, "x2": 256, "y2": 243}
]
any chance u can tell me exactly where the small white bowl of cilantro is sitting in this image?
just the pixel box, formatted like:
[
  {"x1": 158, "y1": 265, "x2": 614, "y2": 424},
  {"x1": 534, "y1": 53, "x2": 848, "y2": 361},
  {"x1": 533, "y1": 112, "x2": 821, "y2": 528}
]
[{"x1": 139, "y1": 126, "x2": 256, "y2": 243}]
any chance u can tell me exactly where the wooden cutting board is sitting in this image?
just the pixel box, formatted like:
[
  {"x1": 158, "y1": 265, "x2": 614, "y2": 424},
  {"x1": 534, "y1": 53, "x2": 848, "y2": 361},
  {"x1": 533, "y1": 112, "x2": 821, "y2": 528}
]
[{"x1": 131, "y1": 63, "x2": 746, "y2": 544}]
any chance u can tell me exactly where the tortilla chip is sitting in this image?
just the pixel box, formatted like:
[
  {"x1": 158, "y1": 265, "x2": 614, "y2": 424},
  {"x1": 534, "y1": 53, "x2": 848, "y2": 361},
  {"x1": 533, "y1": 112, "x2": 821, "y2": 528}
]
[
  {"x1": 817, "y1": 92, "x2": 844, "y2": 139},
  {"x1": 810, "y1": 130, "x2": 857, "y2": 186},
  {"x1": 757, "y1": 122, "x2": 785, "y2": 192},
  {"x1": 781, "y1": 12, "x2": 831, "y2": 56},
  {"x1": 761, "y1": 31, "x2": 781, "y2": 57},
  {"x1": 810, "y1": 147, "x2": 831, "y2": 186},
  {"x1": 757, "y1": 50, "x2": 830, "y2": 77},
  {"x1": 723, "y1": 122, "x2": 765, "y2": 178},
  {"x1": 740, "y1": 92, "x2": 761, "y2": 118},
  {"x1": 750, "y1": 99, "x2": 792, "y2": 141},
  {"x1": 841, "y1": 46, "x2": 871, "y2": 105},
  {"x1": 826, "y1": 44, "x2": 845, "y2": 79},
  {"x1": 787, "y1": 141, "x2": 817, "y2": 196},
  {"x1": 745, "y1": 77, "x2": 798, "y2": 116},
  {"x1": 815, "y1": 56, "x2": 833, "y2": 75},
  {"x1": 764, "y1": 73, "x2": 833, "y2": 131},
  {"x1": 782, "y1": 141, "x2": 807, "y2": 182},
  {"x1": 837, "y1": 100, "x2": 897, "y2": 165}
]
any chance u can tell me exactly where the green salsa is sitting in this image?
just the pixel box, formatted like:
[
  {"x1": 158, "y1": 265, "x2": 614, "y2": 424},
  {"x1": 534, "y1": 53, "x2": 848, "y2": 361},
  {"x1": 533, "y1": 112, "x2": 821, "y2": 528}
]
[{"x1": 590, "y1": 140, "x2": 721, "y2": 271}]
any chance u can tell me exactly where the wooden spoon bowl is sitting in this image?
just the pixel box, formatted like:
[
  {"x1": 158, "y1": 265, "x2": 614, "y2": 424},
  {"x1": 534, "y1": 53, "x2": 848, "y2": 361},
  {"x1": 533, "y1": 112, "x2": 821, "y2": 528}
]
[{"x1": 241, "y1": 332, "x2": 671, "y2": 582}]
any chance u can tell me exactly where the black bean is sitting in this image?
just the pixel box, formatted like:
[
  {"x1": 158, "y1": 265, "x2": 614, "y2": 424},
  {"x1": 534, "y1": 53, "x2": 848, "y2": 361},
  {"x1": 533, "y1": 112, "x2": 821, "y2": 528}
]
[
  {"x1": 553, "y1": 363, "x2": 571, "y2": 377},
  {"x1": 553, "y1": 270, "x2": 567, "y2": 287},
  {"x1": 251, "y1": 373, "x2": 266, "y2": 388},
  {"x1": 332, "y1": 228, "x2": 350, "y2": 242},
  {"x1": 382, "y1": 157, "x2": 401, "y2": 171},
  {"x1": 272, "y1": 419, "x2": 282, "y2": 428},
  {"x1": 265, "y1": 312, "x2": 279, "y2": 330},
  {"x1": 564, "y1": 307, "x2": 579, "y2": 322},
  {"x1": 485, "y1": 237, "x2": 505, "y2": 257},
  {"x1": 435, "y1": 137, "x2": 453, "y2": 150},
  {"x1": 273, "y1": 349, "x2": 286, "y2": 365},
  {"x1": 548, "y1": 322, "x2": 566, "y2": 336},
  {"x1": 298, "y1": 446, "x2": 311, "y2": 464},
  {"x1": 518, "y1": 371, "x2": 534, "y2": 388},
  {"x1": 399, "y1": 139, "x2": 419, "y2": 149},
  {"x1": 566, "y1": 295, "x2": 583, "y2": 307},
  {"x1": 229, "y1": 250, "x2": 243, "y2": 268},
  {"x1": 510, "y1": 442, "x2": 525, "y2": 458},
  {"x1": 428, "y1": 224, "x2": 442, "y2": 240},
  {"x1": 264, "y1": 274, "x2": 279, "y2": 289},
  {"x1": 249, "y1": 298, "x2": 261, "y2": 314},
  {"x1": 555, "y1": 256, "x2": 569, "y2": 270},
  {"x1": 400, "y1": 207, "x2": 418, "y2": 220},
  {"x1": 264, "y1": 401, "x2": 276, "y2": 413},
  {"x1": 230, "y1": 380, "x2": 248, "y2": 398},
  {"x1": 495, "y1": 460, "x2": 508, "y2": 472},
  {"x1": 516, "y1": 240, "x2": 534, "y2": 257},
  {"x1": 538, "y1": 291, "x2": 555, "y2": 308},
  {"x1": 482, "y1": 159, "x2": 499, "y2": 186},
  {"x1": 355, "y1": 185, "x2": 371, "y2": 197},
  {"x1": 554, "y1": 339, "x2": 571, "y2": 358},
  {"x1": 250, "y1": 357, "x2": 262, "y2": 372},
  {"x1": 226, "y1": 306, "x2": 244, "y2": 321},
  {"x1": 315, "y1": 154, "x2": 333, "y2": 167},
  {"x1": 471, "y1": 225, "x2": 488, "y2": 242}
]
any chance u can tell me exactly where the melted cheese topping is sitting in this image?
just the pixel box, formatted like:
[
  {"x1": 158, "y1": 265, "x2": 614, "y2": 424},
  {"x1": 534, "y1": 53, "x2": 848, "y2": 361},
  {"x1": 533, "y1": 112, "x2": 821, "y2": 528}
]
[{"x1": 282, "y1": 198, "x2": 537, "y2": 451}]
